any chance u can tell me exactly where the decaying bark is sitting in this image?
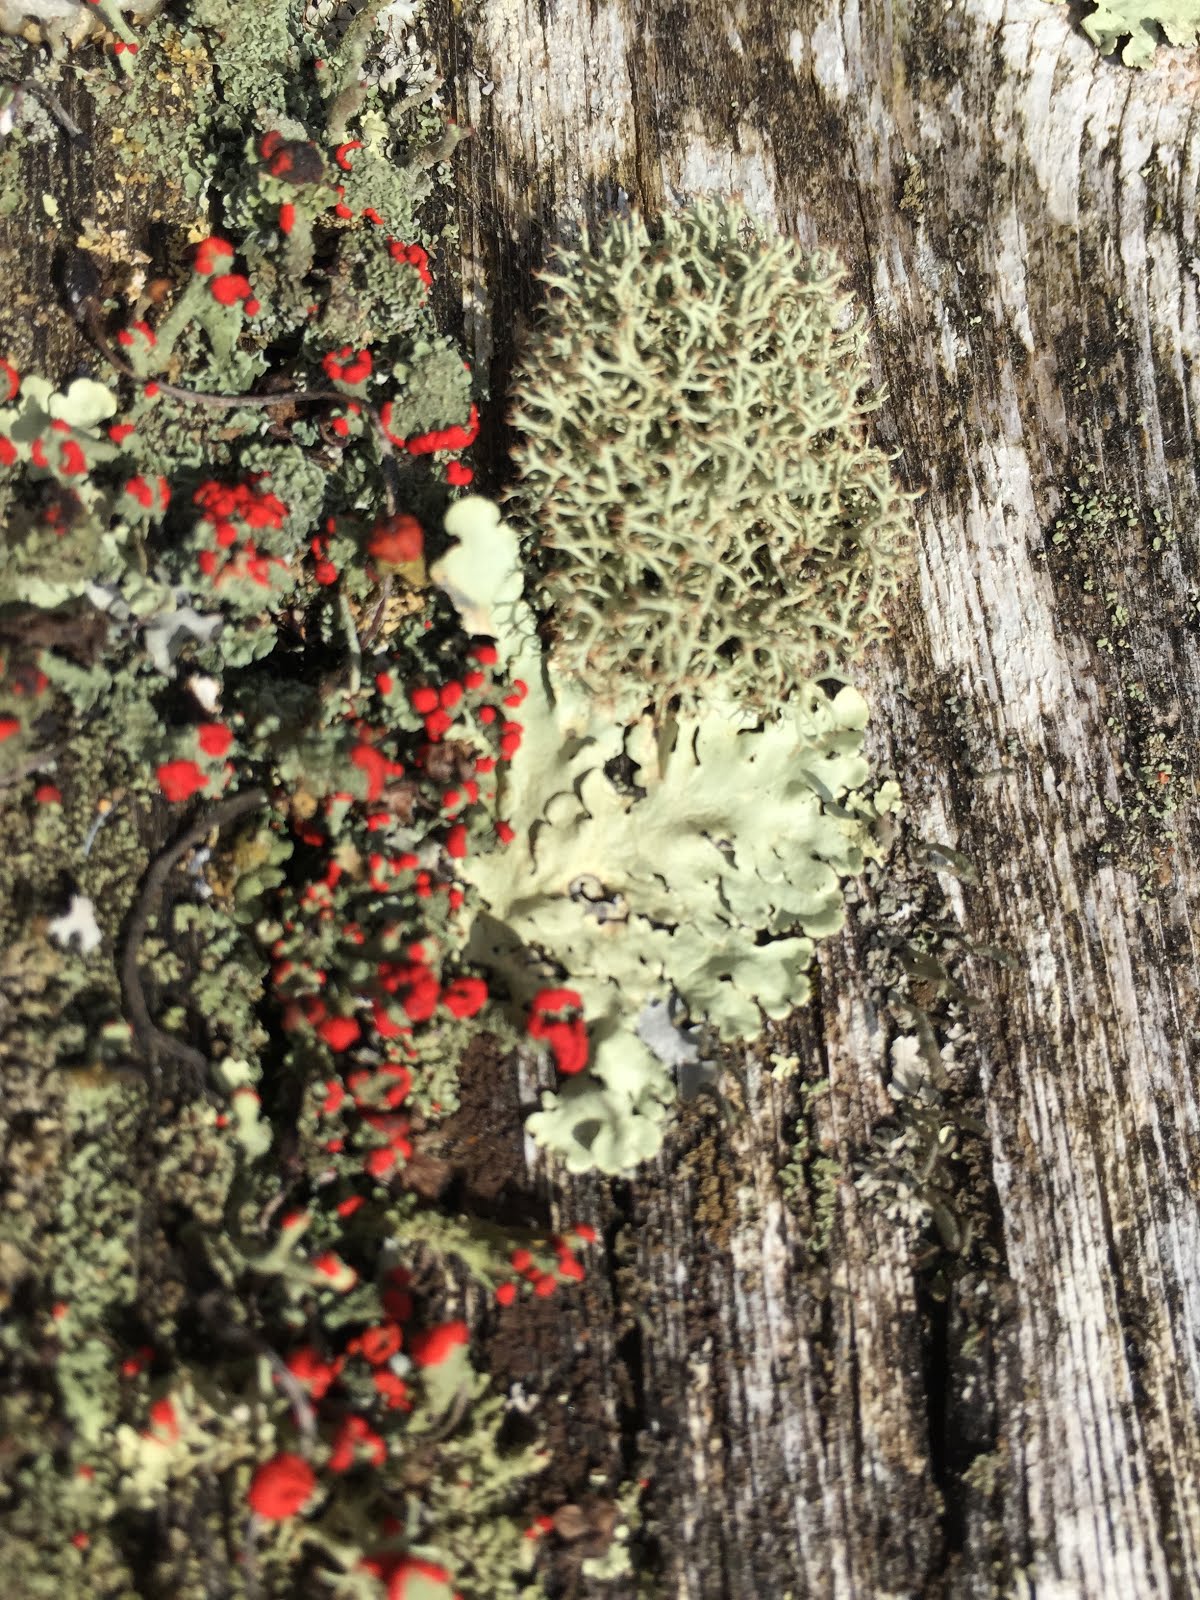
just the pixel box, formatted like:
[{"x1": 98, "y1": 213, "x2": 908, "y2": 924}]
[{"x1": 432, "y1": 2, "x2": 1200, "y2": 1594}]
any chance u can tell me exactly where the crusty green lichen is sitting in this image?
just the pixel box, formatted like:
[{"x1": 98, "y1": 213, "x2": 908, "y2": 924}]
[
  {"x1": 1040, "y1": 466, "x2": 1185, "y2": 896},
  {"x1": 849, "y1": 827, "x2": 1007, "y2": 1267},
  {"x1": 778, "y1": 1073, "x2": 840, "y2": 1259}
]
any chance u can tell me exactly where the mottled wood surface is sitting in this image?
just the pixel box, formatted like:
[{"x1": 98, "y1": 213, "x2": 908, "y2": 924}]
[{"x1": 434, "y1": 1, "x2": 1200, "y2": 1594}]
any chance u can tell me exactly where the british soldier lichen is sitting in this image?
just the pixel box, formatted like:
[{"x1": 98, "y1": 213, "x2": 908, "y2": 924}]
[
  {"x1": 0, "y1": 1, "x2": 929, "y2": 1589},
  {"x1": 0, "y1": 3, "x2": 606, "y2": 1595}
]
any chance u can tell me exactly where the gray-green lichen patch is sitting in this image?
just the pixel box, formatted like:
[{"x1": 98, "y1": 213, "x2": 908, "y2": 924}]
[
  {"x1": 1097, "y1": 674, "x2": 1186, "y2": 897},
  {"x1": 1072, "y1": 0, "x2": 1200, "y2": 67},
  {"x1": 434, "y1": 496, "x2": 904, "y2": 1173},
  {"x1": 1040, "y1": 465, "x2": 1186, "y2": 897},
  {"x1": 504, "y1": 201, "x2": 919, "y2": 722}
]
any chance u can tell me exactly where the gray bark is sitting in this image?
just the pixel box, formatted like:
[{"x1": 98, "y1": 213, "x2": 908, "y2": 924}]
[{"x1": 435, "y1": 1, "x2": 1200, "y2": 1594}]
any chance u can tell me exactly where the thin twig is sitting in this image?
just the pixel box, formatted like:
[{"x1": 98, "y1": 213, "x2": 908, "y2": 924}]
[
  {"x1": 360, "y1": 575, "x2": 393, "y2": 648},
  {"x1": 260, "y1": 1347, "x2": 318, "y2": 1442},
  {"x1": 192, "y1": 1287, "x2": 317, "y2": 1442},
  {"x1": 83, "y1": 299, "x2": 346, "y2": 413},
  {"x1": 338, "y1": 590, "x2": 363, "y2": 695},
  {"x1": 83, "y1": 802, "x2": 118, "y2": 857},
  {"x1": 121, "y1": 786, "x2": 268, "y2": 1087},
  {"x1": 81, "y1": 281, "x2": 413, "y2": 493},
  {"x1": 21, "y1": 79, "x2": 83, "y2": 140},
  {"x1": 364, "y1": 407, "x2": 401, "y2": 515},
  {"x1": 241, "y1": 1517, "x2": 261, "y2": 1600},
  {"x1": 419, "y1": 1381, "x2": 473, "y2": 1443}
]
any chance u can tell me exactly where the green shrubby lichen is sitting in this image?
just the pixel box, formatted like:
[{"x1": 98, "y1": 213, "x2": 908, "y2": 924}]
[{"x1": 506, "y1": 201, "x2": 918, "y2": 720}]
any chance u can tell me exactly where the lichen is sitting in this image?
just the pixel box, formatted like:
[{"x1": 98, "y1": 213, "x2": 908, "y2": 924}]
[
  {"x1": 1, "y1": 12, "x2": 935, "y2": 1588},
  {"x1": 432, "y1": 496, "x2": 902, "y2": 1173},
  {"x1": 1073, "y1": 0, "x2": 1200, "y2": 66},
  {"x1": 778, "y1": 1075, "x2": 840, "y2": 1259},
  {"x1": 1040, "y1": 466, "x2": 1185, "y2": 897},
  {"x1": 849, "y1": 828, "x2": 1007, "y2": 1270},
  {"x1": 0, "y1": 3, "x2": 588, "y2": 1592},
  {"x1": 505, "y1": 200, "x2": 919, "y2": 720}
]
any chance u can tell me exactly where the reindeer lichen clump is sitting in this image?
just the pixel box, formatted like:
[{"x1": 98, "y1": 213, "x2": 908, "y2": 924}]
[{"x1": 506, "y1": 201, "x2": 918, "y2": 720}]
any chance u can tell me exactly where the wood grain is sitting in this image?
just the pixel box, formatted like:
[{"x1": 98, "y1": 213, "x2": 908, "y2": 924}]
[{"x1": 435, "y1": 0, "x2": 1200, "y2": 1593}]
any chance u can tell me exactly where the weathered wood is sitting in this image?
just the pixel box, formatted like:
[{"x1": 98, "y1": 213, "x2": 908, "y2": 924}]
[{"x1": 434, "y1": 1, "x2": 1200, "y2": 1593}]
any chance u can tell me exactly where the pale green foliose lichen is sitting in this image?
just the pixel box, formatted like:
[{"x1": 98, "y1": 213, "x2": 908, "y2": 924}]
[
  {"x1": 505, "y1": 200, "x2": 918, "y2": 721},
  {"x1": 433, "y1": 498, "x2": 898, "y2": 1174},
  {"x1": 1073, "y1": 0, "x2": 1200, "y2": 65}
]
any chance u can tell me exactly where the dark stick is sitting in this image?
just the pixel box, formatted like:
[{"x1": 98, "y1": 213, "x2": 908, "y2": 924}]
[
  {"x1": 82, "y1": 297, "x2": 347, "y2": 412},
  {"x1": 121, "y1": 786, "x2": 269, "y2": 1087}
]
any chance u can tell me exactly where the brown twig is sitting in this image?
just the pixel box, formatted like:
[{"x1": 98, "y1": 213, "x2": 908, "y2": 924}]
[
  {"x1": 21, "y1": 79, "x2": 83, "y2": 140},
  {"x1": 192, "y1": 1287, "x2": 317, "y2": 1442},
  {"x1": 360, "y1": 575, "x2": 393, "y2": 647},
  {"x1": 121, "y1": 786, "x2": 269, "y2": 1089},
  {"x1": 78, "y1": 277, "x2": 412, "y2": 502},
  {"x1": 82, "y1": 298, "x2": 346, "y2": 413}
]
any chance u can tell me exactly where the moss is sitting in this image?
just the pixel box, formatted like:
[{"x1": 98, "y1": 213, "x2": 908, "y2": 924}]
[
  {"x1": 1097, "y1": 678, "x2": 1186, "y2": 898},
  {"x1": 898, "y1": 153, "x2": 927, "y2": 219},
  {"x1": 675, "y1": 1106, "x2": 740, "y2": 1250}
]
